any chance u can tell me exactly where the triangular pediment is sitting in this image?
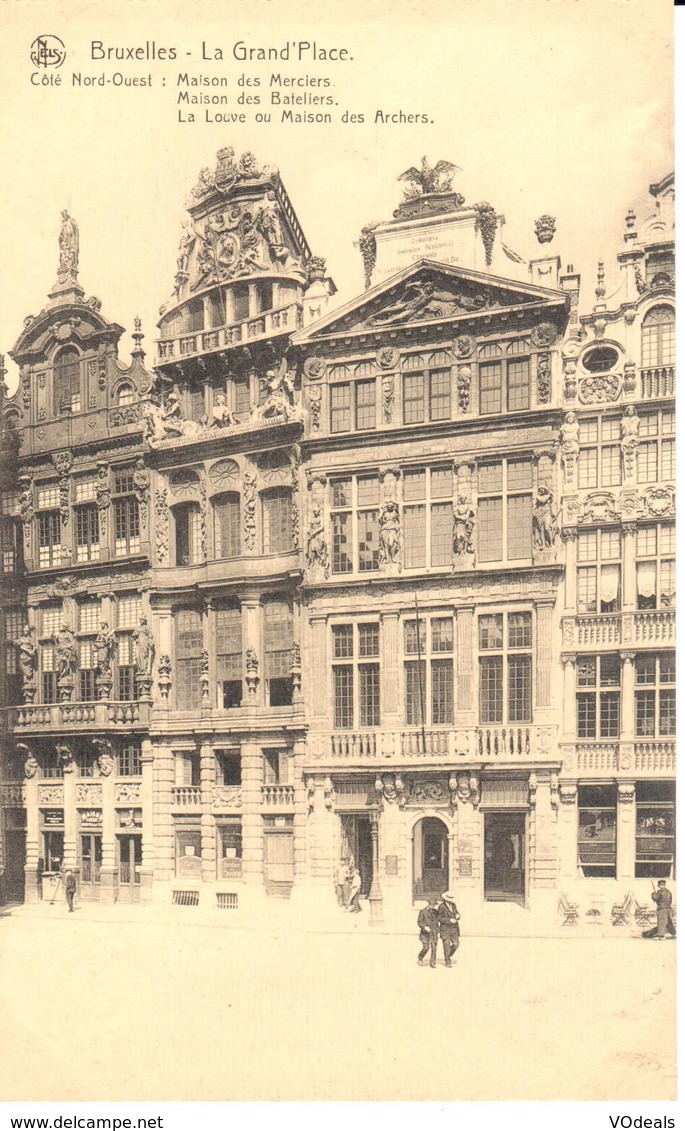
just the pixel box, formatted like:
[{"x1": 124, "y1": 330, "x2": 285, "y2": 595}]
[{"x1": 292, "y1": 259, "x2": 568, "y2": 344}]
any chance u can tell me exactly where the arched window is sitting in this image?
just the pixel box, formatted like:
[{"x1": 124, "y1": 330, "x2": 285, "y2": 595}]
[
  {"x1": 54, "y1": 348, "x2": 81, "y2": 414},
  {"x1": 213, "y1": 492, "x2": 241, "y2": 559},
  {"x1": 174, "y1": 503, "x2": 202, "y2": 566},
  {"x1": 117, "y1": 383, "x2": 134, "y2": 406},
  {"x1": 261, "y1": 488, "x2": 293, "y2": 554},
  {"x1": 641, "y1": 306, "x2": 674, "y2": 369}
]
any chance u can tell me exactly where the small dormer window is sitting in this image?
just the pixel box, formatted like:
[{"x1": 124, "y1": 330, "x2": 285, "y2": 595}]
[
  {"x1": 54, "y1": 347, "x2": 81, "y2": 414},
  {"x1": 117, "y1": 383, "x2": 134, "y2": 406}
]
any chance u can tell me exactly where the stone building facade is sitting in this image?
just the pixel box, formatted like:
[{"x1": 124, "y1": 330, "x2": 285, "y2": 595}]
[{"x1": 0, "y1": 154, "x2": 674, "y2": 928}]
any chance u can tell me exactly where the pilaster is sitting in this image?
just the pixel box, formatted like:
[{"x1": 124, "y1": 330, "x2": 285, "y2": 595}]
[
  {"x1": 240, "y1": 742, "x2": 263, "y2": 884},
  {"x1": 138, "y1": 738, "x2": 155, "y2": 898}
]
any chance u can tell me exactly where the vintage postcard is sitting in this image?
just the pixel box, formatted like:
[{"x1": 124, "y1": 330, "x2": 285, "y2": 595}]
[{"x1": 0, "y1": 0, "x2": 675, "y2": 1108}]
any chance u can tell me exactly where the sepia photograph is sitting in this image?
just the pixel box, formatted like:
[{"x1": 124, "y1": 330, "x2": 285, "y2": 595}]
[{"x1": 0, "y1": 0, "x2": 676, "y2": 1109}]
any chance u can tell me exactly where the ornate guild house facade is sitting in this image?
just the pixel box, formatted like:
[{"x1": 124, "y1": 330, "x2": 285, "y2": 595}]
[{"x1": 0, "y1": 152, "x2": 675, "y2": 930}]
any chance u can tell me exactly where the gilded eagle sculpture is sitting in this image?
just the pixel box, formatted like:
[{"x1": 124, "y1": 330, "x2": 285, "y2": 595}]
[{"x1": 398, "y1": 157, "x2": 461, "y2": 197}]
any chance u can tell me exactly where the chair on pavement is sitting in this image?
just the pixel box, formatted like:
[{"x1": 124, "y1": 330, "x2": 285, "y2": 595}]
[
  {"x1": 611, "y1": 891, "x2": 633, "y2": 927},
  {"x1": 634, "y1": 898, "x2": 655, "y2": 929},
  {"x1": 558, "y1": 892, "x2": 579, "y2": 926}
]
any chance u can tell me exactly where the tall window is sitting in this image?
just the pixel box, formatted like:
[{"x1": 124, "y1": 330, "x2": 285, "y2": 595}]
[
  {"x1": 635, "y1": 653, "x2": 676, "y2": 737},
  {"x1": 117, "y1": 741, "x2": 142, "y2": 777},
  {"x1": 112, "y1": 469, "x2": 140, "y2": 557},
  {"x1": 576, "y1": 655, "x2": 620, "y2": 738},
  {"x1": 116, "y1": 593, "x2": 141, "y2": 700},
  {"x1": 264, "y1": 600, "x2": 293, "y2": 706},
  {"x1": 330, "y1": 475, "x2": 379, "y2": 574},
  {"x1": 75, "y1": 505, "x2": 100, "y2": 563},
  {"x1": 641, "y1": 306, "x2": 675, "y2": 368},
  {"x1": 41, "y1": 643, "x2": 58, "y2": 703},
  {"x1": 54, "y1": 348, "x2": 81, "y2": 414},
  {"x1": 116, "y1": 383, "x2": 135, "y2": 406},
  {"x1": 477, "y1": 460, "x2": 533, "y2": 563},
  {"x1": 636, "y1": 781, "x2": 675, "y2": 878},
  {"x1": 402, "y1": 352, "x2": 452, "y2": 424},
  {"x1": 76, "y1": 744, "x2": 99, "y2": 778},
  {"x1": 404, "y1": 616, "x2": 454, "y2": 726},
  {"x1": 263, "y1": 748, "x2": 292, "y2": 785},
  {"x1": 403, "y1": 467, "x2": 453, "y2": 569},
  {"x1": 576, "y1": 529, "x2": 621, "y2": 614},
  {"x1": 216, "y1": 604, "x2": 242, "y2": 708},
  {"x1": 232, "y1": 374, "x2": 251, "y2": 416},
  {"x1": 37, "y1": 508, "x2": 64, "y2": 569},
  {"x1": 329, "y1": 363, "x2": 377, "y2": 433},
  {"x1": 216, "y1": 749, "x2": 241, "y2": 786},
  {"x1": 478, "y1": 340, "x2": 531, "y2": 415},
  {"x1": 578, "y1": 784, "x2": 616, "y2": 878},
  {"x1": 233, "y1": 284, "x2": 250, "y2": 322},
  {"x1": 332, "y1": 622, "x2": 380, "y2": 729},
  {"x1": 174, "y1": 503, "x2": 202, "y2": 566},
  {"x1": 636, "y1": 524, "x2": 675, "y2": 609},
  {"x1": 3, "y1": 608, "x2": 23, "y2": 705},
  {"x1": 1, "y1": 517, "x2": 21, "y2": 574},
  {"x1": 262, "y1": 489, "x2": 293, "y2": 554},
  {"x1": 578, "y1": 417, "x2": 621, "y2": 489},
  {"x1": 637, "y1": 409, "x2": 675, "y2": 483},
  {"x1": 188, "y1": 387, "x2": 205, "y2": 422},
  {"x1": 213, "y1": 493, "x2": 241, "y2": 559},
  {"x1": 176, "y1": 610, "x2": 203, "y2": 710},
  {"x1": 77, "y1": 600, "x2": 100, "y2": 702},
  {"x1": 478, "y1": 613, "x2": 532, "y2": 725}
]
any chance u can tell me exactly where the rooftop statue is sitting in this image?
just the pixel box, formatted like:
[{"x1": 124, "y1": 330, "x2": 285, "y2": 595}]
[
  {"x1": 398, "y1": 157, "x2": 461, "y2": 198},
  {"x1": 57, "y1": 210, "x2": 79, "y2": 280}
]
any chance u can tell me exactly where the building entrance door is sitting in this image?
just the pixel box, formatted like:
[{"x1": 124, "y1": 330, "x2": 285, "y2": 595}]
[
  {"x1": 5, "y1": 829, "x2": 26, "y2": 902},
  {"x1": 340, "y1": 814, "x2": 373, "y2": 896},
  {"x1": 413, "y1": 817, "x2": 449, "y2": 900},
  {"x1": 263, "y1": 829, "x2": 294, "y2": 897},
  {"x1": 484, "y1": 812, "x2": 526, "y2": 905},
  {"x1": 118, "y1": 834, "x2": 142, "y2": 902},
  {"x1": 79, "y1": 834, "x2": 102, "y2": 900}
]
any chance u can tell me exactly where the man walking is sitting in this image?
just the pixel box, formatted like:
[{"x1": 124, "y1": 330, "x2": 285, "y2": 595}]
[
  {"x1": 347, "y1": 866, "x2": 362, "y2": 913},
  {"x1": 335, "y1": 859, "x2": 349, "y2": 908},
  {"x1": 417, "y1": 898, "x2": 439, "y2": 967},
  {"x1": 651, "y1": 880, "x2": 675, "y2": 938},
  {"x1": 64, "y1": 869, "x2": 77, "y2": 913},
  {"x1": 436, "y1": 891, "x2": 460, "y2": 966}
]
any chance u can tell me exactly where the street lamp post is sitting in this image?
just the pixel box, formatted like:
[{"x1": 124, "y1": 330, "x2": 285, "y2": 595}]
[{"x1": 368, "y1": 802, "x2": 384, "y2": 924}]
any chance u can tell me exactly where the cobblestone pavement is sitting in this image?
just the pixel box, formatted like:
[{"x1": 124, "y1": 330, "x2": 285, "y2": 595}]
[{"x1": 0, "y1": 901, "x2": 675, "y2": 1102}]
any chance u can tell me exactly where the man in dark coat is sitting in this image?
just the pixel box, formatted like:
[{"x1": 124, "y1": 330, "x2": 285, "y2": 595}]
[
  {"x1": 650, "y1": 880, "x2": 675, "y2": 938},
  {"x1": 436, "y1": 891, "x2": 460, "y2": 967},
  {"x1": 64, "y1": 869, "x2": 77, "y2": 913},
  {"x1": 417, "y1": 898, "x2": 439, "y2": 967}
]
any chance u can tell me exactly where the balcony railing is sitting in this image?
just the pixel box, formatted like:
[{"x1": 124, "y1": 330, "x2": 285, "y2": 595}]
[
  {"x1": 7, "y1": 700, "x2": 150, "y2": 731},
  {"x1": 318, "y1": 725, "x2": 552, "y2": 763},
  {"x1": 562, "y1": 610, "x2": 675, "y2": 649},
  {"x1": 568, "y1": 739, "x2": 675, "y2": 774},
  {"x1": 641, "y1": 366, "x2": 674, "y2": 399},
  {"x1": 634, "y1": 740, "x2": 676, "y2": 773},
  {"x1": 575, "y1": 742, "x2": 618, "y2": 772},
  {"x1": 172, "y1": 786, "x2": 202, "y2": 807},
  {"x1": 157, "y1": 302, "x2": 304, "y2": 363},
  {"x1": 261, "y1": 784, "x2": 295, "y2": 805}
]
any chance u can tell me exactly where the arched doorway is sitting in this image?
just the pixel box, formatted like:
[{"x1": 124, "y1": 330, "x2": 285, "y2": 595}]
[{"x1": 413, "y1": 816, "x2": 449, "y2": 901}]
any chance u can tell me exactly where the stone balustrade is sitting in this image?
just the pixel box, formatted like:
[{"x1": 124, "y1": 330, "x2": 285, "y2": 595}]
[
  {"x1": 313, "y1": 725, "x2": 554, "y2": 764},
  {"x1": 562, "y1": 611, "x2": 675, "y2": 650},
  {"x1": 640, "y1": 365, "x2": 674, "y2": 398},
  {"x1": 172, "y1": 786, "x2": 202, "y2": 807},
  {"x1": 7, "y1": 700, "x2": 150, "y2": 732},
  {"x1": 157, "y1": 302, "x2": 304, "y2": 362},
  {"x1": 261, "y1": 784, "x2": 295, "y2": 805}
]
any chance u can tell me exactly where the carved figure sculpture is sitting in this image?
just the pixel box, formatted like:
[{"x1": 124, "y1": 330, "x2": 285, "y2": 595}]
[
  {"x1": 453, "y1": 496, "x2": 475, "y2": 557},
  {"x1": 94, "y1": 622, "x2": 116, "y2": 677},
  {"x1": 306, "y1": 504, "x2": 329, "y2": 574},
  {"x1": 533, "y1": 486, "x2": 558, "y2": 550},
  {"x1": 58, "y1": 210, "x2": 79, "y2": 276},
  {"x1": 133, "y1": 616, "x2": 155, "y2": 679},
  {"x1": 560, "y1": 411, "x2": 580, "y2": 459},
  {"x1": 379, "y1": 500, "x2": 401, "y2": 565},
  {"x1": 55, "y1": 625, "x2": 78, "y2": 682},
  {"x1": 15, "y1": 625, "x2": 37, "y2": 685},
  {"x1": 398, "y1": 157, "x2": 461, "y2": 197},
  {"x1": 211, "y1": 392, "x2": 238, "y2": 428},
  {"x1": 252, "y1": 360, "x2": 297, "y2": 421}
]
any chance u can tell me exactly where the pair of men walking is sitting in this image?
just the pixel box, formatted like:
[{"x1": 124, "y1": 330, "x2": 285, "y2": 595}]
[{"x1": 418, "y1": 892, "x2": 460, "y2": 967}]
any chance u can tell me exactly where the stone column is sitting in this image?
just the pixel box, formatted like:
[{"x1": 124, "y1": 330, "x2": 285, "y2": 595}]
[
  {"x1": 455, "y1": 606, "x2": 475, "y2": 721},
  {"x1": 562, "y1": 529, "x2": 577, "y2": 612},
  {"x1": 535, "y1": 601, "x2": 555, "y2": 710},
  {"x1": 308, "y1": 616, "x2": 328, "y2": 722},
  {"x1": 153, "y1": 742, "x2": 174, "y2": 883},
  {"x1": 619, "y1": 651, "x2": 636, "y2": 776},
  {"x1": 240, "y1": 741, "x2": 263, "y2": 885},
  {"x1": 24, "y1": 771, "x2": 40, "y2": 903},
  {"x1": 528, "y1": 772, "x2": 557, "y2": 889},
  {"x1": 367, "y1": 802, "x2": 383, "y2": 924},
  {"x1": 622, "y1": 523, "x2": 637, "y2": 612},
  {"x1": 380, "y1": 611, "x2": 401, "y2": 738},
  {"x1": 138, "y1": 737, "x2": 155, "y2": 899},
  {"x1": 561, "y1": 653, "x2": 577, "y2": 739},
  {"x1": 558, "y1": 783, "x2": 579, "y2": 882},
  {"x1": 292, "y1": 738, "x2": 307, "y2": 881},
  {"x1": 617, "y1": 782, "x2": 636, "y2": 883},
  {"x1": 99, "y1": 759, "x2": 117, "y2": 904},
  {"x1": 200, "y1": 739, "x2": 216, "y2": 882},
  {"x1": 62, "y1": 760, "x2": 77, "y2": 871},
  {"x1": 241, "y1": 595, "x2": 262, "y2": 707}
]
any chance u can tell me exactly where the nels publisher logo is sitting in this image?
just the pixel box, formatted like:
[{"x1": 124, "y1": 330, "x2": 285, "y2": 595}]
[{"x1": 30, "y1": 35, "x2": 66, "y2": 68}]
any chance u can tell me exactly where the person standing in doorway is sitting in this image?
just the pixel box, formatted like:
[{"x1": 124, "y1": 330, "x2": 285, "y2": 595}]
[
  {"x1": 417, "y1": 898, "x2": 439, "y2": 967},
  {"x1": 347, "y1": 867, "x2": 362, "y2": 913},
  {"x1": 436, "y1": 891, "x2": 460, "y2": 966},
  {"x1": 335, "y1": 859, "x2": 350, "y2": 908},
  {"x1": 64, "y1": 869, "x2": 77, "y2": 913}
]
